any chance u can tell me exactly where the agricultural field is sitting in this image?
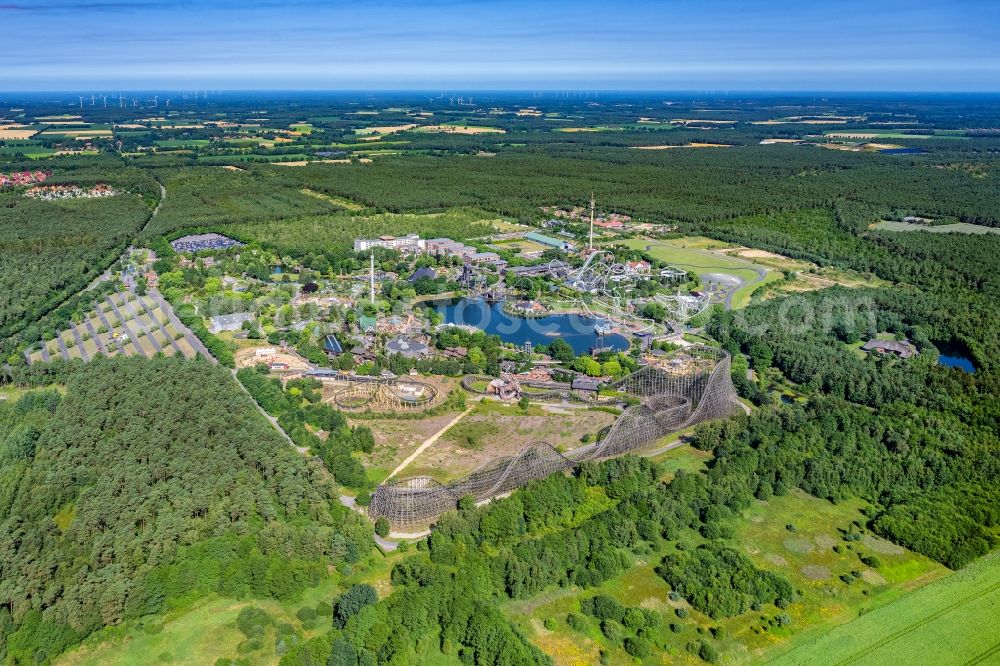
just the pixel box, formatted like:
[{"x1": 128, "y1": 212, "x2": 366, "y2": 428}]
[
  {"x1": 873, "y1": 220, "x2": 1000, "y2": 234},
  {"x1": 0, "y1": 140, "x2": 55, "y2": 158},
  {"x1": 769, "y1": 550, "x2": 1000, "y2": 665},
  {"x1": 823, "y1": 130, "x2": 966, "y2": 140},
  {"x1": 632, "y1": 142, "x2": 732, "y2": 149},
  {"x1": 155, "y1": 138, "x2": 211, "y2": 148},
  {"x1": 507, "y1": 489, "x2": 947, "y2": 666},
  {"x1": 0, "y1": 125, "x2": 38, "y2": 139},
  {"x1": 416, "y1": 124, "x2": 505, "y2": 134},
  {"x1": 25, "y1": 291, "x2": 201, "y2": 364}
]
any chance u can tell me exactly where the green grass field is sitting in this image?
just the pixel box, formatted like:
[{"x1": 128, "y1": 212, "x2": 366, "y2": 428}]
[
  {"x1": 299, "y1": 188, "x2": 368, "y2": 211},
  {"x1": 56, "y1": 548, "x2": 405, "y2": 666},
  {"x1": 768, "y1": 550, "x2": 1000, "y2": 665},
  {"x1": 155, "y1": 139, "x2": 211, "y2": 148},
  {"x1": 619, "y1": 237, "x2": 775, "y2": 308},
  {"x1": 507, "y1": 488, "x2": 946, "y2": 666},
  {"x1": 874, "y1": 220, "x2": 1000, "y2": 235}
]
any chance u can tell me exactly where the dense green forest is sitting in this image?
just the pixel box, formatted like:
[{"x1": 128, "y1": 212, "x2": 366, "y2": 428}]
[
  {"x1": 1, "y1": 93, "x2": 998, "y2": 664},
  {"x1": 0, "y1": 162, "x2": 160, "y2": 361},
  {"x1": 0, "y1": 357, "x2": 371, "y2": 664}
]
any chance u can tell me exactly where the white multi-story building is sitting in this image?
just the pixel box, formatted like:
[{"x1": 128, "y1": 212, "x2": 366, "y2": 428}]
[{"x1": 353, "y1": 234, "x2": 425, "y2": 253}]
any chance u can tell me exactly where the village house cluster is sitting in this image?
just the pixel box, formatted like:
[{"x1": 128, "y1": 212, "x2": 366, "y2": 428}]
[
  {"x1": 24, "y1": 183, "x2": 119, "y2": 200},
  {"x1": 0, "y1": 170, "x2": 49, "y2": 187}
]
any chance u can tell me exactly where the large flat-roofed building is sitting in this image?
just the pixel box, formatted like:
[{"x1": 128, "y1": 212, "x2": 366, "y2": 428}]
[
  {"x1": 208, "y1": 312, "x2": 254, "y2": 333},
  {"x1": 524, "y1": 231, "x2": 575, "y2": 251},
  {"x1": 425, "y1": 238, "x2": 475, "y2": 257},
  {"x1": 353, "y1": 234, "x2": 424, "y2": 253},
  {"x1": 468, "y1": 252, "x2": 504, "y2": 265}
]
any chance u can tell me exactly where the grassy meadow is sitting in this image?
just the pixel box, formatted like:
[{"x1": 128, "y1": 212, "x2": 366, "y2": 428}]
[
  {"x1": 506, "y1": 488, "x2": 947, "y2": 666},
  {"x1": 768, "y1": 550, "x2": 1000, "y2": 665}
]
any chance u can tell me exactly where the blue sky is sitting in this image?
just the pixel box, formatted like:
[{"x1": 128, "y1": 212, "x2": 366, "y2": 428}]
[{"x1": 2, "y1": 0, "x2": 998, "y2": 91}]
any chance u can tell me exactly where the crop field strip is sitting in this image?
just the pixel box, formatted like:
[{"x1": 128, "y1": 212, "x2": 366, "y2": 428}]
[
  {"x1": 830, "y1": 579, "x2": 1000, "y2": 666},
  {"x1": 771, "y1": 550, "x2": 1000, "y2": 666}
]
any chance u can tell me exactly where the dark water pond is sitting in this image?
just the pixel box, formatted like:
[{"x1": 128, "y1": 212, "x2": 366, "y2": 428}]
[
  {"x1": 426, "y1": 297, "x2": 630, "y2": 354},
  {"x1": 935, "y1": 340, "x2": 976, "y2": 373}
]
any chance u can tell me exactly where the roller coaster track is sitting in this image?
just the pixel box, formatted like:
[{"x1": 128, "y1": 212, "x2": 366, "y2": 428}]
[{"x1": 370, "y1": 345, "x2": 741, "y2": 528}]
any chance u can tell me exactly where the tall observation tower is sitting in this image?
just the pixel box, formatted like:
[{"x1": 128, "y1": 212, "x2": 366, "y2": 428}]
[
  {"x1": 369, "y1": 253, "x2": 376, "y2": 303},
  {"x1": 589, "y1": 193, "x2": 595, "y2": 251}
]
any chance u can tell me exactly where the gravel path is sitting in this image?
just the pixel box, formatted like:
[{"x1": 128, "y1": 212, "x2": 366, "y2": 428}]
[{"x1": 387, "y1": 404, "x2": 476, "y2": 479}]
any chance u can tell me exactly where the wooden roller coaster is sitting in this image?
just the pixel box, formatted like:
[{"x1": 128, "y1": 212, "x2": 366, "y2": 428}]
[{"x1": 369, "y1": 345, "x2": 742, "y2": 528}]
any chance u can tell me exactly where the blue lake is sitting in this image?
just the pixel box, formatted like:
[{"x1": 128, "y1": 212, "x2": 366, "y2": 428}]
[
  {"x1": 938, "y1": 354, "x2": 976, "y2": 373},
  {"x1": 426, "y1": 297, "x2": 630, "y2": 354}
]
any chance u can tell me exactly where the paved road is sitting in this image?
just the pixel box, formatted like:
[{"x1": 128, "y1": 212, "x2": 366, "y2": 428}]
[
  {"x1": 338, "y1": 495, "x2": 430, "y2": 548},
  {"x1": 643, "y1": 242, "x2": 769, "y2": 310},
  {"x1": 725, "y1": 266, "x2": 768, "y2": 310},
  {"x1": 87, "y1": 180, "x2": 166, "y2": 291},
  {"x1": 55, "y1": 335, "x2": 70, "y2": 361},
  {"x1": 83, "y1": 317, "x2": 108, "y2": 356}
]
